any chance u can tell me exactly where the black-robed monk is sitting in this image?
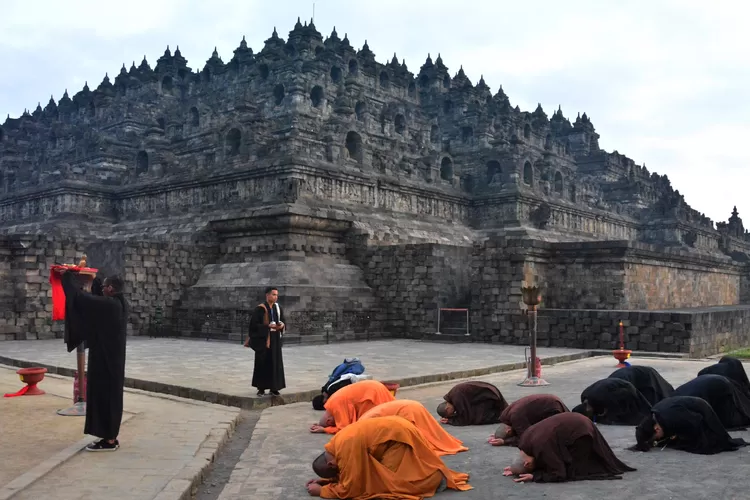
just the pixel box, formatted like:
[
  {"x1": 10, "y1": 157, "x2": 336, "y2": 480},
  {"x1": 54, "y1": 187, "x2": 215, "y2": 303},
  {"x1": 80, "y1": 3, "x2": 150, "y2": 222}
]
[
  {"x1": 698, "y1": 356, "x2": 750, "y2": 399},
  {"x1": 633, "y1": 396, "x2": 748, "y2": 455},
  {"x1": 673, "y1": 374, "x2": 750, "y2": 430},
  {"x1": 247, "y1": 286, "x2": 286, "y2": 397},
  {"x1": 572, "y1": 378, "x2": 652, "y2": 425},
  {"x1": 59, "y1": 269, "x2": 128, "y2": 452},
  {"x1": 608, "y1": 365, "x2": 674, "y2": 406}
]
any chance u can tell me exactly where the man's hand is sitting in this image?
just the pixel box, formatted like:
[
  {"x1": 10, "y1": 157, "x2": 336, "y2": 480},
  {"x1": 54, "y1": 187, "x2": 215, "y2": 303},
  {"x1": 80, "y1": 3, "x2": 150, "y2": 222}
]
[
  {"x1": 307, "y1": 481, "x2": 322, "y2": 496},
  {"x1": 514, "y1": 473, "x2": 534, "y2": 483},
  {"x1": 306, "y1": 479, "x2": 322, "y2": 487},
  {"x1": 266, "y1": 335, "x2": 271, "y2": 349},
  {"x1": 309, "y1": 424, "x2": 327, "y2": 433},
  {"x1": 440, "y1": 417, "x2": 449, "y2": 424},
  {"x1": 487, "y1": 436, "x2": 504, "y2": 446},
  {"x1": 277, "y1": 321, "x2": 285, "y2": 330},
  {"x1": 502, "y1": 466, "x2": 514, "y2": 476}
]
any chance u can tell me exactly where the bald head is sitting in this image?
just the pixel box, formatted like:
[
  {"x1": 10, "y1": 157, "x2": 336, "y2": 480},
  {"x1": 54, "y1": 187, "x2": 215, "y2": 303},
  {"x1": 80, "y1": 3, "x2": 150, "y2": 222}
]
[
  {"x1": 319, "y1": 411, "x2": 335, "y2": 428},
  {"x1": 510, "y1": 458, "x2": 529, "y2": 475},
  {"x1": 312, "y1": 451, "x2": 338, "y2": 479},
  {"x1": 494, "y1": 423, "x2": 512, "y2": 440},
  {"x1": 436, "y1": 401, "x2": 454, "y2": 418}
]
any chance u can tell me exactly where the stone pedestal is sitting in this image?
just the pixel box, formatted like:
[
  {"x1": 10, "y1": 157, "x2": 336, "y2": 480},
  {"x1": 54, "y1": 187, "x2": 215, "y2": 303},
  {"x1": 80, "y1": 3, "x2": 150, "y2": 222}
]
[{"x1": 175, "y1": 208, "x2": 380, "y2": 342}]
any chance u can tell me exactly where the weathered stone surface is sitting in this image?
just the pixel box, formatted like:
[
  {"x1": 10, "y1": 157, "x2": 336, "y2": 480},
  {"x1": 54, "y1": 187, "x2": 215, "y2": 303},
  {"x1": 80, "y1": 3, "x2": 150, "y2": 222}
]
[{"x1": 0, "y1": 21, "x2": 750, "y2": 355}]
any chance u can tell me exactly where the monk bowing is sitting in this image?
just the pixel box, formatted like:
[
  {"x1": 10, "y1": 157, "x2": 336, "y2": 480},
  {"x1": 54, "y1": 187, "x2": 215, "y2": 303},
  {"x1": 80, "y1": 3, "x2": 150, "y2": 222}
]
[
  {"x1": 503, "y1": 412, "x2": 636, "y2": 483},
  {"x1": 436, "y1": 381, "x2": 508, "y2": 426},
  {"x1": 632, "y1": 396, "x2": 748, "y2": 455},
  {"x1": 306, "y1": 416, "x2": 472, "y2": 499},
  {"x1": 572, "y1": 378, "x2": 652, "y2": 425},
  {"x1": 310, "y1": 380, "x2": 394, "y2": 434},
  {"x1": 608, "y1": 365, "x2": 674, "y2": 405},
  {"x1": 489, "y1": 394, "x2": 569, "y2": 447},
  {"x1": 360, "y1": 399, "x2": 468, "y2": 456}
]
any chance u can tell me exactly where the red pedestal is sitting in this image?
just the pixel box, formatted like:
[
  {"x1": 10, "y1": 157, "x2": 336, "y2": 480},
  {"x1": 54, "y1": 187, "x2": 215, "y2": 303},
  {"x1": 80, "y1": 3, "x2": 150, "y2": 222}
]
[
  {"x1": 4, "y1": 367, "x2": 48, "y2": 397},
  {"x1": 613, "y1": 349, "x2": 632, "y2": 368}
]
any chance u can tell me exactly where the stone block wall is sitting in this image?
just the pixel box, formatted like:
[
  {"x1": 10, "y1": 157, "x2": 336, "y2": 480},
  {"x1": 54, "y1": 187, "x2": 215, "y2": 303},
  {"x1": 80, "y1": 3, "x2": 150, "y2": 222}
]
[
  {"x1": 623, "y1": 262, "x2": 739, "y2": 309},
  {"x1": 349, "y1": 239, "x2": 473, "y2": 337},
  {"x1": 120, "y1": 241, "x2": 218, "y2": 335},
  {"x1": 0, "y1": 234, "x2": 218, "y2": 341}
]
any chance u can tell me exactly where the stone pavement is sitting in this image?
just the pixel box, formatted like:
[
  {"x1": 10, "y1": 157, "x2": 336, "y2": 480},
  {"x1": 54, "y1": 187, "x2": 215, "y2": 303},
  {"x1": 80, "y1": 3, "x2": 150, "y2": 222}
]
[
  {"x1": 0, "y1": 337, "x2": 590, "y2": 408},
  {"x1": 0, "y1": 364, "x2": 240, "y2": 500},
  {"x1": 217, "y1": 356, "x2": 750, "y2": 500}
]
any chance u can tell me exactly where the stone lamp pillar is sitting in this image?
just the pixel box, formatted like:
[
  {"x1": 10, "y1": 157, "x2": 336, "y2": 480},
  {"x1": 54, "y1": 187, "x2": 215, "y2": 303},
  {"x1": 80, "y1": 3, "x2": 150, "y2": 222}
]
[{"x1": 518, "y1": 285, "x2": 550, "y2": 387}]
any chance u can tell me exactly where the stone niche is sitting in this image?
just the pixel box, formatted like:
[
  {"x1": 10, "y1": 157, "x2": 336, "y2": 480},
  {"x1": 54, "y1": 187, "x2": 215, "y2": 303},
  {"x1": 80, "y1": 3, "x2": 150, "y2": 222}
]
[{"x1": 175, "y1": 208, "x2": 382, "y2": 342}]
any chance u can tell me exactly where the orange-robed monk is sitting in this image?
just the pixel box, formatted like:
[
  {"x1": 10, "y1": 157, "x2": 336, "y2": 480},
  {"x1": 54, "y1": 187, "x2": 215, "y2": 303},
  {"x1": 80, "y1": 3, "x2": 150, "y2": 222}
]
[
  {"x1": 310, "y1": 380, "x2": 395, "y2": 434},
  {"x1": 360, "y1": 399, "x2": 468, "y2": 456},
  {"x1": 306, "y1": 416, "x2": 472, "y2": 499}
]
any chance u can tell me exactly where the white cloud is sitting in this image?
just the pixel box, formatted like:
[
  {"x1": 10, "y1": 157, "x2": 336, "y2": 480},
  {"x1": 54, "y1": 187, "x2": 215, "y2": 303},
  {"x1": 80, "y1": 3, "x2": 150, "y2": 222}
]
[{"x1": 0, "y1": 0, "x2": 747, "y2": 223}]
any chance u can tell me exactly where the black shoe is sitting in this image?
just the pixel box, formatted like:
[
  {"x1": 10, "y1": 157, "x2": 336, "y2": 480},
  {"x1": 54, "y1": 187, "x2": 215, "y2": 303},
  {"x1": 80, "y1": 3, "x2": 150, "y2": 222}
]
[
  {"x1": 86, "y1": 439, "x2": 119, "y2": 452},
  {"x1": 270, "y1": 390, "x2": 280, "y2": 396},
  {"x1": 256, "y1": 390, "x2": 266, "y2": 397}
]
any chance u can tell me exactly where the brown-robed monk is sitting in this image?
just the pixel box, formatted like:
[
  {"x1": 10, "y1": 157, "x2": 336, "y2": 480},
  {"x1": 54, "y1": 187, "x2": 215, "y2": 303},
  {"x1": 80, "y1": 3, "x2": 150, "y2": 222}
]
[
  {"x1": 503, "y1": 412, "x2": 636, "y2": 483},
  {"x1": 306, "y1": 416, "x2": 472, "y2": 499},
  {"x1": 310, "y1": 380, "x2": 395, "y2": 434},
  {"x1": 436, "y1": 381, "x2": 508, "y2": 426},
  {"x1": 489, "y1": 394, "x2": 569, "y2": 447},
  {"x1": 360, "y1": 399, "x2": 468, "y2": 456}
]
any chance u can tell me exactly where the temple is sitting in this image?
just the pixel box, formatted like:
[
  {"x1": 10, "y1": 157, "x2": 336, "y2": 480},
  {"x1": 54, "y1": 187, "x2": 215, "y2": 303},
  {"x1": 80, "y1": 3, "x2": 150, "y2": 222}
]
[{"x1": 1, "y1": 19, "x2": 749, "y2": 356}]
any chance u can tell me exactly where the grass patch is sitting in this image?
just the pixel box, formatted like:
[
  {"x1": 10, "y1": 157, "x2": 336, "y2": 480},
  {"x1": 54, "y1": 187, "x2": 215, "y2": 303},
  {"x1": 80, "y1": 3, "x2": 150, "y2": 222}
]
[{"x1": 727, "y1": 348, "x2": 750, "y2": 359}]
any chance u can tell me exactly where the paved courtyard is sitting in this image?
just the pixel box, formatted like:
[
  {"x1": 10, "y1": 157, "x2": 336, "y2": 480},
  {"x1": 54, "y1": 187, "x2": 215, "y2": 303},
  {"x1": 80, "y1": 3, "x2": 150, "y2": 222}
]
[
  {"x1": 217, "y1": 356, "x2": 749, "y2": 500},
  {"x1": 0, "y1": 338, "x2": 587, "y2": 401},
  {"x1": 0, "y1": 364, "x2": 240, "y2": 500}
]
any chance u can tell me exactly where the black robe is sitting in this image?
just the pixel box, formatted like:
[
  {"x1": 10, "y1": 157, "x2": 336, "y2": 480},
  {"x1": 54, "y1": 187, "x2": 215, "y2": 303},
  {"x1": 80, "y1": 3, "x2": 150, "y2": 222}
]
[
  {"x1": 574, "y1": 378, "x2": 652, "y2": 425},
  {"x1": 248, "y1": 301, "x2": 286, "y2": 392},
  {"x1": 61, "y1": 271, "x2": 127, "y2": 440},
  {"x1": 673, "y1": 374, "x2": 750, "y2": 430},
  {"x1": 442, "y1": 381, "x2": 508, "y2": 426},
  {"x1": 698, "y1": 356, "x2": 750, "y2": 399},
  {"x1": 518, "y1": 412, "x2": 636, "y2": 482},
  {"x1": 608, "y1": 365, "x2": 674, "y2": 405},
  {"x1": 641, "y1": 396, "x2": 747, "y2": 454}
]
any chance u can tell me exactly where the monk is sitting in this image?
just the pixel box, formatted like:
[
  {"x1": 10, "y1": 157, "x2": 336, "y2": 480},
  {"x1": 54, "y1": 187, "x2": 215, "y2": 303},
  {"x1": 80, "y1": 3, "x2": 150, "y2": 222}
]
[
  {"x1": 306, "y1": 416, "x2": 472, "y2": 499},
  {"x1": 632, "y1": 396, "x2": 748, "y2": 454},
  {"x1": 436, "y1": 381, "x2": 508, "y2": 426},
  {"x1": 673, "y1": 374, "x2": 750, "y2": 430},
  {"x1": 571, "y1": 378, "x2": 652, "y2": 425},
  {"x1": 359, "y1": 399, "x2": 468, "y2": 456},
  {"x1": 698, "y1": 356, "x2": 750, "y2": 399},
  {"x1": 489, "y1": 394, "x2": 569, "y2": 447},
  {"x1": 608, "y1": 365, "x2": 674, "y2": 405},
  {"x1": 309, "y1": 380, "x2": 394, "y2": 434},
  {"x1": 503, "y1": 412, "x2": 636, "y2": 483}
]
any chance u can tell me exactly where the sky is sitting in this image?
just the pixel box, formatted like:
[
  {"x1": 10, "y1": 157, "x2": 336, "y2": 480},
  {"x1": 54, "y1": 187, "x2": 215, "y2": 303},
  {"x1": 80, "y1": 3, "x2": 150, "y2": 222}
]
[{"x1": 0, "y1": 0, "x2": 747, "y2": 225}]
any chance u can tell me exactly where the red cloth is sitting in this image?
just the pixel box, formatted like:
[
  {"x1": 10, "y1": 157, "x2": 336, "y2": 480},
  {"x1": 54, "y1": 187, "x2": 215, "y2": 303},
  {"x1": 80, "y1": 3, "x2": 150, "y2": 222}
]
[{"x1": 49, "y1": 266, "x2": 99, "y2": 321}]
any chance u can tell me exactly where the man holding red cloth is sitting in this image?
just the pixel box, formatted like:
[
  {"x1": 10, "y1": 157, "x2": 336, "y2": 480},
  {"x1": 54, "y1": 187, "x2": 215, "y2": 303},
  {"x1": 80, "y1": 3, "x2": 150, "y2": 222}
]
[{"x1": 55, "y1": 267, "x2": 128, "y2": 452}]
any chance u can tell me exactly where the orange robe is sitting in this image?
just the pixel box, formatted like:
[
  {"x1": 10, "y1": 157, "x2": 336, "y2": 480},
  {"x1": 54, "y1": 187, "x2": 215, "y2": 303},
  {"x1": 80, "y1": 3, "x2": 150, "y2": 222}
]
[
  {"x1": 320, "y1": 416, "x2": 472, "y2": 500},
  {"x1": 360, "y1": 399, "x2": 468, "y2": 456},
  {"x1": 323, "y1": 380, "x2": 395, "y2": 434}
]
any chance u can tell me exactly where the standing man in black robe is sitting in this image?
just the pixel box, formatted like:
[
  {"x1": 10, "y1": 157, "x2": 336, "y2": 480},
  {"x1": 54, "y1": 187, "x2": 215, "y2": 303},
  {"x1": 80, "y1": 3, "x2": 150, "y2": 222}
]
[
  {"x1": 246, "y1": 286, "x2": 286, "y2": 396},
  {"x1": 58, "y1": 268, "x2": 128, "y2": 452}
]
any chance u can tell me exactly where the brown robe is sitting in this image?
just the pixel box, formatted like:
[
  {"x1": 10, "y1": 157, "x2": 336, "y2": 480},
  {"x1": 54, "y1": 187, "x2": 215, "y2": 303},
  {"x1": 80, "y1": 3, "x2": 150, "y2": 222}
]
[
  {"x1": 443, "y1": 381, "x2": 508, "y2": 426},
  {"x1": 500, "y1": 394, "x2": 569, "y2": 446},
  {"x1": 518, "y1": 412, "x2": 636, "y2": 482}
]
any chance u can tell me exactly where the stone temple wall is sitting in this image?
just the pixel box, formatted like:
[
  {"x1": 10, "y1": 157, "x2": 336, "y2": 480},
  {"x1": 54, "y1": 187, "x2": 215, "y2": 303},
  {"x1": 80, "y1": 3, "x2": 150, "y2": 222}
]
[{"x1": 0, "y1": 234, "x2": 218, "y2": 340}]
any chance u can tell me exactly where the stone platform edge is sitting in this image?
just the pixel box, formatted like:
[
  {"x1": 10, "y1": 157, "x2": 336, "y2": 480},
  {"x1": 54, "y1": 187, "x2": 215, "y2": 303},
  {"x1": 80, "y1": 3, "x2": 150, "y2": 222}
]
[{"x1": 0, "y1": 349, "x2": 686, "y2": 411}]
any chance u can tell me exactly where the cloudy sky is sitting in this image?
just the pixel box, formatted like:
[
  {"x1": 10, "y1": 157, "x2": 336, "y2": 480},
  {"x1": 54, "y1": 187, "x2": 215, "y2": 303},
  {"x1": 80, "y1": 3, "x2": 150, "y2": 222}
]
[{"x1": 1, "y1": 0, "x2": 746, "y2": 225}]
